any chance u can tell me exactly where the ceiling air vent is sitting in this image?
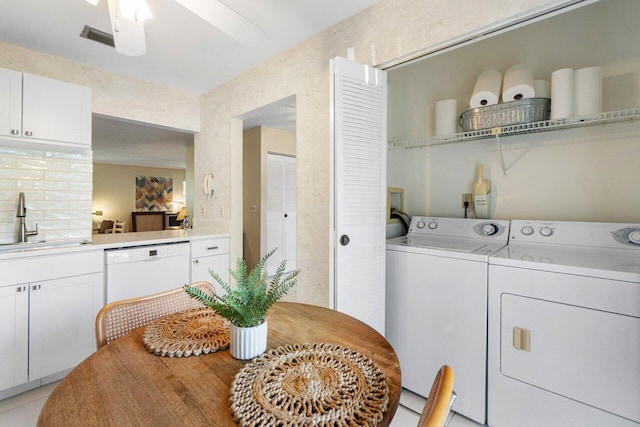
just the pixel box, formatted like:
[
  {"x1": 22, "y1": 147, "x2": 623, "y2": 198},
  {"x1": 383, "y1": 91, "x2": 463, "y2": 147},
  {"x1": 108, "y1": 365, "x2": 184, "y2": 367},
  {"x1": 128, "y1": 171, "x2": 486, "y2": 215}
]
[{"x1": 80, "y1": 25, "x2": 115, "y2": 48}]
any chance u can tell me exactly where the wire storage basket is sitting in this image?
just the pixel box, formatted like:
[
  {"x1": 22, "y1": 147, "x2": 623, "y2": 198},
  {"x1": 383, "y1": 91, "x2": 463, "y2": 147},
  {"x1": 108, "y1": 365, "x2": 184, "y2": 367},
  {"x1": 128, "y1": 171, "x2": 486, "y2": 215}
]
[{"x1": 459, "y1": 98, "x2": 551, "y2": 132}]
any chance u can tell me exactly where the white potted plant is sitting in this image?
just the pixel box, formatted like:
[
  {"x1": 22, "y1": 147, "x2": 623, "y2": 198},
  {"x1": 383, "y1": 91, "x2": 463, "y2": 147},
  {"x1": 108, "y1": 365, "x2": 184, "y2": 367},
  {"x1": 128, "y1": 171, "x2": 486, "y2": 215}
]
[{"x1": 184, "y1": 248, "x2": 299, "y2": 360}]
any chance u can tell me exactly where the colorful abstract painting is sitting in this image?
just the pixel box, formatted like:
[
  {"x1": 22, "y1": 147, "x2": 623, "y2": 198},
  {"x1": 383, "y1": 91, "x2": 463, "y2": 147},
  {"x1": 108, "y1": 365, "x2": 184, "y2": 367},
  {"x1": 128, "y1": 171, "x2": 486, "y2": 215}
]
[{"x1": 135, "y1": 176, "x2": 173, "y2": 211}]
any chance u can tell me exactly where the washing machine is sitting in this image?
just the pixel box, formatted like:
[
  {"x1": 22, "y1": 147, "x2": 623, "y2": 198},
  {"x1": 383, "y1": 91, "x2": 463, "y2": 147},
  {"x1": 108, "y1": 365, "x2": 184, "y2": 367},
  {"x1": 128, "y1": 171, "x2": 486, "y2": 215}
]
[
  {"x1": 488, "y1": 220, "x2": 640, "y2": 427},
  {"x1": 386, "y1": 216, "x2": 510, "y2": 424}
]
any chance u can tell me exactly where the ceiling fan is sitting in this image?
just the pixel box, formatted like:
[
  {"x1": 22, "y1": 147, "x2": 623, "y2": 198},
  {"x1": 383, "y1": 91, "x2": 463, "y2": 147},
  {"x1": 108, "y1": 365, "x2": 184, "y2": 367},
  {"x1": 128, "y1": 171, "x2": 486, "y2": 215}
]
[{"x1": 85, "y1": 0, "x2": 265, "y2": 56}]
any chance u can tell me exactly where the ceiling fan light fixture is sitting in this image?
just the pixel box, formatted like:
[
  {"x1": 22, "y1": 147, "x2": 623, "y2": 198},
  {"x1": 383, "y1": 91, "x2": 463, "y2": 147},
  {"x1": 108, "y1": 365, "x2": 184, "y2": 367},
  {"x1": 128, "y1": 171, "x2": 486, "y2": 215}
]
[{"x1": 118, "y1": 0, "x2": 153, "y2": 23}]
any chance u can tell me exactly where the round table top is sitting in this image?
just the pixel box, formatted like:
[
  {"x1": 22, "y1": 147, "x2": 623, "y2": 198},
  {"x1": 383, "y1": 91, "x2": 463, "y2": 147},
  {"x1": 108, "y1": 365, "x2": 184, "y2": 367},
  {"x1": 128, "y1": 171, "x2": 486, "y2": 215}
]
[{"x1": 38, "y1": 302, "x2": 401, "y2": 426}]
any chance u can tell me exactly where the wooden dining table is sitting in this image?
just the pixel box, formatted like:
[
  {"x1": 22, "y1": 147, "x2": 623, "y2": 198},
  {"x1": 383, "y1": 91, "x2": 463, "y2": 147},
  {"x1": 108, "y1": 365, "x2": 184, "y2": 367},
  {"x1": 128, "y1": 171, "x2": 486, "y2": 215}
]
[{"x1": 38, "y1": 302, "x2": 401, "y2": 426}]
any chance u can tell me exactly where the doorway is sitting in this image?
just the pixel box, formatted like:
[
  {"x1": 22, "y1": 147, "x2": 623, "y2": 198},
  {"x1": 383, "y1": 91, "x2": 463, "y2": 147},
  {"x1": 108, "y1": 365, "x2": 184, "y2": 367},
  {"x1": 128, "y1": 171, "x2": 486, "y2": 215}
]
[{"x1": 237, "y1": 96, "x2": 296, "y2": 272}]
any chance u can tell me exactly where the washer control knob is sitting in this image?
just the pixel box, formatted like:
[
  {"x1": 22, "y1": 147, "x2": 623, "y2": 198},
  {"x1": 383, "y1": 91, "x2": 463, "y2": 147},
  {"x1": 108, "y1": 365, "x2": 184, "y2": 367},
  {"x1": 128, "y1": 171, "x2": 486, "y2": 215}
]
[
  {"x1": 481, "y1": 223, "x2": 499, "y2": 236},
  {"x1": 427, "y1": 221, "x2": 438, "y2": 230},
  {"x1": 416, "y1": 220, "x2": 426, "y2": 229},
  {"x1": 629, "y1": 229, "x2": 640, "y2": 245},
  {"x1": 539, "y1": 226, "x2": 554, "y2": 237},
  {"x1": 521, "y1": 225, "x2": 534, "y2": 236}
]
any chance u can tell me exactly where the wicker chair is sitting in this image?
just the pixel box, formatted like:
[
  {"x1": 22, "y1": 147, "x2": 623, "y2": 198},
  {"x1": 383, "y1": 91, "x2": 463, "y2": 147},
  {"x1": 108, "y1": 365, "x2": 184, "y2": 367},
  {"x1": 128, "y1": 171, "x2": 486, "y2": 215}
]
[
  {"x1": 95, "y1": 281, "x2": 214, "y2": 348},
  {"x1": 417, "y1": 365, "x2": 456, "y2": 427}
]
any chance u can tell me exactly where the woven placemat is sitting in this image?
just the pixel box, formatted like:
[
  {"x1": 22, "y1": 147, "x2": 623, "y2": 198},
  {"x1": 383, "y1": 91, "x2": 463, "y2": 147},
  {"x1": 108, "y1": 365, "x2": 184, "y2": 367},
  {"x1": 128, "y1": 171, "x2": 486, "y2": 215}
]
[
  {"x1": 229, "y1": 342, "x2": 389, "y2": 426},
  {"x1": 142, "y1": 307, "x2": 230, "y2": 357}
]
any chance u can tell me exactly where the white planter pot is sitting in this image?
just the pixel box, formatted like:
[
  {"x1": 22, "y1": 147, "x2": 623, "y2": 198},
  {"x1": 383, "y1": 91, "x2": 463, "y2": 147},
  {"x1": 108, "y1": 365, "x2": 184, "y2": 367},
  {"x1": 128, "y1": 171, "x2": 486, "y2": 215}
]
[{"x1": 230, "y1": 320, "x2": 268, "y2": 360}]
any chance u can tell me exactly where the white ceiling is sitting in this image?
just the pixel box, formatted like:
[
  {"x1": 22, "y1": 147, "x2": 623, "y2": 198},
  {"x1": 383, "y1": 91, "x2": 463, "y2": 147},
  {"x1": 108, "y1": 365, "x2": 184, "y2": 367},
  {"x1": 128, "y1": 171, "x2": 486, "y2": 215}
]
[
  {"x1": 0, "y1": 0, "x2": 379, "y2": 95},
  {"x1": 1, "y1": 0, "x2": 377, "y2": 169}
]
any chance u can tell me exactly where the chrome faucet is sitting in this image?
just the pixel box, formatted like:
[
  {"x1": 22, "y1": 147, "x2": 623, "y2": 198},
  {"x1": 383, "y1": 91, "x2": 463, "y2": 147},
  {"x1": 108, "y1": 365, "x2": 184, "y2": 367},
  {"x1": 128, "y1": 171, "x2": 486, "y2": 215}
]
[{"x1": 16, "y1": 192, "x2": 38, "y2": 243}]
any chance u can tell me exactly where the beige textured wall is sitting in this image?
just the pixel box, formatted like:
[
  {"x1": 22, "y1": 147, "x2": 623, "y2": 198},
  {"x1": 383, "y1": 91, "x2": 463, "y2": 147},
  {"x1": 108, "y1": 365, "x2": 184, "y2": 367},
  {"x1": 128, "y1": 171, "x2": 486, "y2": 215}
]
[
  {"x1": 93, "y1": 163, "x2": 185, "y2": 232},
  {"x1": 243, "y1": 127, "x2": 262, "y2": 269},
  {"x1": 0, "y1": 41, "x2": 200, "y2": 132},
  {"x1": 196, "y1": 0, "x2": 564, "y2": 307}
]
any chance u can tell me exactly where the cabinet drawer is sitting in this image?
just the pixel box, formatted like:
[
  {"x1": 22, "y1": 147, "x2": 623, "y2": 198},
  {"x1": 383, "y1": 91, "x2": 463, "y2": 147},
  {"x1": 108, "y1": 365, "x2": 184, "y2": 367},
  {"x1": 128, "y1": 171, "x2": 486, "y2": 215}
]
[
  {"x1": 190, "y1": 238, "x2": 229, "y2": 258},
  {"x1": 0, "y1": 250, "x2": 103, "y2": 287}
]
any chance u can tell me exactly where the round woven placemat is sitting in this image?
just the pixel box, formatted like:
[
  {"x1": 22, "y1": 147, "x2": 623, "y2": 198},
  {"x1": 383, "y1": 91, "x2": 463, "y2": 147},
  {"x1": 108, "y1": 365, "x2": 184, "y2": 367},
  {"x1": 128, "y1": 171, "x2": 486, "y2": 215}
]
[
  {"x1": 229, "y1": 342, "x2": 389, "y2": 426},
  {"x1": 142, "y1": 307, "x2": 230, "y2": 357}
]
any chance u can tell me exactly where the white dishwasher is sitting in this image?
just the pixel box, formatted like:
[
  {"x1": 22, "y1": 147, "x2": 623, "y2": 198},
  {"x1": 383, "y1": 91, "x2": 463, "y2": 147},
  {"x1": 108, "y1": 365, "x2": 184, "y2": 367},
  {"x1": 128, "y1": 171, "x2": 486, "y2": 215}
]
[{"x1": 105, "y1": 242, "x2": 190, "y2": 303}]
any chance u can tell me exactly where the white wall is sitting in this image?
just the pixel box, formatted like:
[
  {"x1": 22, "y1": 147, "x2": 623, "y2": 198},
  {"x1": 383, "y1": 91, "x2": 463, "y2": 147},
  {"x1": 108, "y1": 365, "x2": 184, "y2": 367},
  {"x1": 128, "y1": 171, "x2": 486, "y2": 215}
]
[
  {"x1": 387, "y1": 0, "x2": 640, "y2": 222},
  {"x1": 196, "y1": 0, "x2": 565, "y2": 307},
  {"x1": 0, "y1": 41, "x2": 200, "y2": 132}
]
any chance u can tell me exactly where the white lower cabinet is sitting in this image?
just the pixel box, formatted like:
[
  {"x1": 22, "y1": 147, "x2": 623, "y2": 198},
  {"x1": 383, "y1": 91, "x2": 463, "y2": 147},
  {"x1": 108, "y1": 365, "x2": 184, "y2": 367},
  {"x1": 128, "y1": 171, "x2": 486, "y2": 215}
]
[
  {"x1": 0, "y1": 250, "x2": 103, "y2": 396},
  {"x1": 0, "y1": 285, "x2": 28, "y2": 391},
  {"x1": 190, "y1": 237, "x2": 230, "y2": 295},
  {"x1": 29, "y1": 274, "x2": 102, "y2": 379}
]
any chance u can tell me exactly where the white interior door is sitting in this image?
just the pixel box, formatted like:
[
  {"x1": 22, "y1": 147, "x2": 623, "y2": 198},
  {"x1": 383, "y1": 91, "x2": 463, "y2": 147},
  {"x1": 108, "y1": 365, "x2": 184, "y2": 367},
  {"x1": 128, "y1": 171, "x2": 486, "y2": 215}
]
[
  {"x1": 266, "y1": 154, "x2": 296, "y2": 275},
  {"x1": 330, "y1": 56, "x2": 387, "y2": 335}
]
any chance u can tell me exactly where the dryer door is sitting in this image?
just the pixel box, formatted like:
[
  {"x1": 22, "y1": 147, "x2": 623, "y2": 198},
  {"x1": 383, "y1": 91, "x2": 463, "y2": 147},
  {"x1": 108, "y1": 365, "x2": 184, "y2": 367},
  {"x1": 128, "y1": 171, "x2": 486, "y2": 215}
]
[{"x1": 501, "y1": 293, "x2": 640, "y2": 423}]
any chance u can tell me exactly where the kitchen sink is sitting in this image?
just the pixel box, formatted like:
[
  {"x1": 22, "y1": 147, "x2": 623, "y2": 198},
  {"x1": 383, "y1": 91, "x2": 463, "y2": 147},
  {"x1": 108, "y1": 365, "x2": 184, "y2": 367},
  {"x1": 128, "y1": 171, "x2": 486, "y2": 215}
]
[{"x1": 0, "y1": 239, "x2": 94, "y2": 253}]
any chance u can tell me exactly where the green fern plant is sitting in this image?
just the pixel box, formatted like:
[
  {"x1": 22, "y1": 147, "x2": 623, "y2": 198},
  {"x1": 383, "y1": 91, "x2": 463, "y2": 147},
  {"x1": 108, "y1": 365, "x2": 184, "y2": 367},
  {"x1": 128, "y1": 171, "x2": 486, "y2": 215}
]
[{"x1": 184, "y1": 248, "x2": 299, "y2": 327}]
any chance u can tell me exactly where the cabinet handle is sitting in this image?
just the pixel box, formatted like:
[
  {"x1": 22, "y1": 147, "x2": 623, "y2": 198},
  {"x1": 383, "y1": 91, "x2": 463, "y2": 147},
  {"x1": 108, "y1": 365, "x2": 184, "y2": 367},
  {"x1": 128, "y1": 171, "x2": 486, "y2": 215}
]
[
  {"x1": 31, "y1": 284, "x2": 41, "y2": 291},
  {"x1": 193, "y1": 259, "x2": 199, "y2": 264},
  {"x1": 24, "y1": 130, "x2": 33, "y2": 136},
  {"x1": 11, "y1": 129, "x2": 20, "y2": 135},
  {"x1": 206, "y1": 246, "x2": 219, "y2": 250},
  {"x1": 16, "y1": 286, "x2": 27, "y2": 292}
]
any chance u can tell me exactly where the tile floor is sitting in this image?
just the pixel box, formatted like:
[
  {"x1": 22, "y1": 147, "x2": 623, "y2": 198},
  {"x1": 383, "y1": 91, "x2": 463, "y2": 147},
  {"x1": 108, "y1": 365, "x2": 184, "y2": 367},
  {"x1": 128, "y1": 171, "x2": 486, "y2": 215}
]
[
  {"x1": 0, "y1": 382, "x2": 58, "y2": 427},
  {"x1": 0, "y1": 384, "x2": 484, "y2": 427},
  {"x1": 390, "y1": 389, "x2": 485, "y2": 427}
]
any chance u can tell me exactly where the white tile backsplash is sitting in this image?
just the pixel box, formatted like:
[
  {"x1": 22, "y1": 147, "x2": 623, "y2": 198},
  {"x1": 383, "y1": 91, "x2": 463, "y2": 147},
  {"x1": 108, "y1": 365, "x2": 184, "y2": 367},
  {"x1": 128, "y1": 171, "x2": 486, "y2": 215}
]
[{"x1": 0, "y1": 147, "x2": 92, "y2": 244}]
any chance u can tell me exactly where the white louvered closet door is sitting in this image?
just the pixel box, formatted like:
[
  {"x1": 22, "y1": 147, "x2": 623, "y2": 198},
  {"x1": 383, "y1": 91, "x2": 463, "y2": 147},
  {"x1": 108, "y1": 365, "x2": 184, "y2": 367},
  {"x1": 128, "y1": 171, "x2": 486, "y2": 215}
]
[{"x1": 330, "y1": 56, "x2": 387, "y2": 335}]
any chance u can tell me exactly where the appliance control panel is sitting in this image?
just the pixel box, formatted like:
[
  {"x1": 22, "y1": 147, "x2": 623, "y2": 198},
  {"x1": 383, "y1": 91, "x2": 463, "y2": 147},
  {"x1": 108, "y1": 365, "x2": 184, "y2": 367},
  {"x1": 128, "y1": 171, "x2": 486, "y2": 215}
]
[
  {"x1": 510, "y1": 220, "x2": 640, "y2": 249},
  {"x1": 408, "y1": 217, "x2": 509, "y2": 239}
]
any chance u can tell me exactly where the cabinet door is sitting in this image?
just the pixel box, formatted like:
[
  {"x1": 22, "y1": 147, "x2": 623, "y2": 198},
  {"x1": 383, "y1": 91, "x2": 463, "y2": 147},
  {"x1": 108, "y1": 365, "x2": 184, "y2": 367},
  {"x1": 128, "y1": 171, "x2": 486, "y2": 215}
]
[
  {"x1": 0, "y1": 285, "x2": 29, "y2": 391},
  {"x1": 191, "y1": 255, "x2": 230, "y2": 295},
  {"x1": 0, "y1": 68, "x2": 22, "y2": 138},
  {"x1": 22, "y1": 73, "x2": 91, "y2": 146},
  {"x1": 29, "y1": 273, "x2": 102, "y2": 380}
]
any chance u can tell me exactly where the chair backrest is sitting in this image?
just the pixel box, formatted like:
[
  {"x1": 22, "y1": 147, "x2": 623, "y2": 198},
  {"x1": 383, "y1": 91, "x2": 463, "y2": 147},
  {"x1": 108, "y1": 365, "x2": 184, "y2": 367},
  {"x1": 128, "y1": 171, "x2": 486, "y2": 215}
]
[
  {"x1": 417, "y1": 365, "x2": 456, "y2": 427},
  {"x1": 98, "y1": 220, "x2": 114, "y2": 234},
  {"x1": 112, "y1": 220, "x2": 126, "y2": 233},
  {"x1": 112, "y1": 220, "x2": 127, "y2": 233},
  {"x1": 95, "y1": 281, "x2": 214, "y2": 348}
]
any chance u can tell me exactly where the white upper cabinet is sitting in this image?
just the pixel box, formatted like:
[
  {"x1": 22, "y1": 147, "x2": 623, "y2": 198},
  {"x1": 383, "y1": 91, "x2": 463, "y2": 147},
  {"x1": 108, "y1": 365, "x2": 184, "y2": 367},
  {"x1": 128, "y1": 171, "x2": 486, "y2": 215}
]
[
  {"x1": 0, "y1": 68, "x2": 22, "y2": 139},
  {"x1": 0, "y1": 68, "x2": 92, "y2": 150}
]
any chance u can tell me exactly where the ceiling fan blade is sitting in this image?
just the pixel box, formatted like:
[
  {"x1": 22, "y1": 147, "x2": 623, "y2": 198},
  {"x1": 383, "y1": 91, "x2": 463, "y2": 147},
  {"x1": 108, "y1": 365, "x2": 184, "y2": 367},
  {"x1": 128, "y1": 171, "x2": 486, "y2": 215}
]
[
  {"x1": 107, "y1": 0, "x2": 147, "y2": 56},
  {"x1": 174, "y1": 0, "x2": 264, "y2": 47}
]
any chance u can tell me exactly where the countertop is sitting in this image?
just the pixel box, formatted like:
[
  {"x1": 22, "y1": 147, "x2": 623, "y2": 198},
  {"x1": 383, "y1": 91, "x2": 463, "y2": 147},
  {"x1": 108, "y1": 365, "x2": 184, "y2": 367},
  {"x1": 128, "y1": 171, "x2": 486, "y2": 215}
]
[
  {"x1": 0, "y1": 229, "x2": 229, "y2": 260},
  {"x1": 91, "y1": 229, "x2": 228, "y2": 250}
]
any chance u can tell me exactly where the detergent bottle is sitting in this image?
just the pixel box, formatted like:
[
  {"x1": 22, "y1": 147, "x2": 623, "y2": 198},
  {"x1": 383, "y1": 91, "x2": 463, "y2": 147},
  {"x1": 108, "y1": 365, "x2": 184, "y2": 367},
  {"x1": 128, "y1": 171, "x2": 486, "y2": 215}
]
[{"x1": 473, "y1": 163, "x2": 491, "y2": 219}]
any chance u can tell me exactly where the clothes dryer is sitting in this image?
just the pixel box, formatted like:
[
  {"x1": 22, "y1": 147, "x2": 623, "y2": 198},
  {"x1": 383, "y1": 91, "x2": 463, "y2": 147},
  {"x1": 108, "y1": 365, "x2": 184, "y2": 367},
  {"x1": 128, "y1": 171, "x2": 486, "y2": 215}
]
[
  {"x1": 488, "y1": 220, "x2": 640, "y2": 427},
  {"x1": 386, "y1": 216, "x2": 510, "y2": 424}
]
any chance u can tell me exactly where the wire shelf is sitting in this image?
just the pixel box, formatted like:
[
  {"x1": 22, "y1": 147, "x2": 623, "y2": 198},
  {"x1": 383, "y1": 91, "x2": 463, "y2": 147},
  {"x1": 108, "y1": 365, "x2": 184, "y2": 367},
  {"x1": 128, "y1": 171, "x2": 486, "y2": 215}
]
[{"x1": 388, "y1": 108, "x2": 640, "y2": 150}]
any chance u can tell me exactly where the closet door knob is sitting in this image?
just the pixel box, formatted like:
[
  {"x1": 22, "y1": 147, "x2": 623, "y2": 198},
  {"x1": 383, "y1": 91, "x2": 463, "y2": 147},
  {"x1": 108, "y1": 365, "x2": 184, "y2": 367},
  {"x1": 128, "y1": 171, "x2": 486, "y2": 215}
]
[{"x1": 340, "y1": 235, "x2": 350, "y2": 246}]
